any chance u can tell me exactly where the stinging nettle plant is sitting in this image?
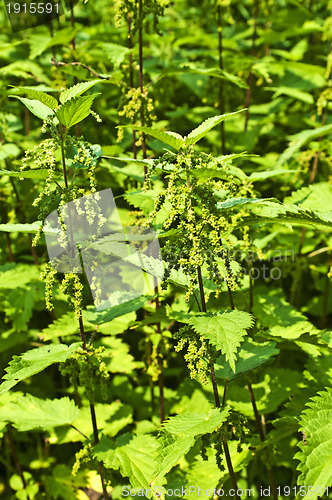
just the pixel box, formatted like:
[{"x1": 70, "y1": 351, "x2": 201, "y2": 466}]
[
  {"x1": 2, "y1": 91, "x2": 332, "y2": 498},
  {"x1": 1, "y1": 1, "x2": 332, "y2": 495}
]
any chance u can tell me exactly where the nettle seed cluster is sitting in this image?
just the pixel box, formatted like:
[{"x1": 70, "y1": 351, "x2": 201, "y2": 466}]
[
  {"x1": 23, "y1": 117, "x2": 103, "y2": 318},
  {"x1": 144, "y1": 150, "x2": 250, "y2": 298},
  {"x1": 143, "y1": 150, "x2": 253, "y2": 383}
]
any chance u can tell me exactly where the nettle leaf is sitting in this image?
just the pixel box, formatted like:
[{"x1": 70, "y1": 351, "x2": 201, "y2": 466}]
[
  {"x1": 102, "y1": 337, "x2": 141, "y2": 374},
  {"x1": 152, "y1": 408, "x2": 229, "y2": 484},
  {"x1": 3, "y1": 395, "x2": 80, "y2": 431},
  {"x1": 59, "y1": 80, "x2": 102, "y2": 104},
  {"x1": 41, "y1": 313, "x2": 79, "y2": 341},
  {"x1": 253, "y1": 295, "x2": 320, "y2": 340},
  {"x1": 84, "y1": 294, "x2": 155, "y2": 325},
  {"x1": 276, "y1": 124, "x2": 332, "y2": 168},
  {"x1": 161, "y1": 407, "x2": 230, "y2": 437},
  {"x1": 124, "y1": 190, "x2": 158, "y2": 215},
  {"x1": 10, "y1": 87, "x2": 58, "y2": 110},
  {"x1": 94, "y1": 433, "x2": 164, "y2": 497},
  {"x1": 0, "y1": 143, "x2": 20, "y2": 161},
  {"x1": 124, "y1": 125, "x2": 185, "y2": 150},
  {"x1": 152, "y1": 434, "x2": 195, "y2": 485},
  {"x1": 217, "y1": 197, "x2": 276, "y2": 210},
  {"x1": 100, "y1": 43, "x2": 131, "y2": 65},
  {"x1": 9, "y1": 96, "x2": 54, "y2": 120},
  {"x1": 0, "y1": 343, "x2": 80, "y2": 396},
  {"x1": 217, "y1": 198, "x2": 332, "y2": 233},
  {"x1": 214, "y1": 338, "x2": 279, "y2": 380},
  {"x1": 190, "y1": 311, "x2": 254, "y2": 372},
  {"x1": 50, "y1": 401, "x2": 133, "y2": 444},
  {"x1": 165, "y1": 64, "x2": 248, "y2": 89},
  {"x1": 284, "y1": 182, "x2": 332, "y2": 213},
  {"x1": 0, "y1": 263, "x2": 39, "y2": 289},
  {"x1": 248, "y1": 169, "x2": 297, "y2": 182},
  {"x1": 184, "y1": 110, "x2": 245, "y2": 147},
  {"x1": 56, "y1": 94, "x2": 98, "y2": 128},
  {"x1": 0, "y1": 169, "x2": 54, "y2": 179},
  {"x1": 295, "y1": 388, "x2": 332, "y2": 500},
  {"x1": 0, "y1": 221, "x2": 58, "y2": 235},
  {"x1": 44, "y1": 464, "x2": 89, "y2": 500},
  {"x1": 127, "y1": 111, "x2": 245, "y2": 150}
]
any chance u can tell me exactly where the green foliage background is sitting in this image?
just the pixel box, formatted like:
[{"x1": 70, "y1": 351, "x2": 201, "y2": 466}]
[{"x1": 1, "y1": 0, "x2": 332, "y2": 499}]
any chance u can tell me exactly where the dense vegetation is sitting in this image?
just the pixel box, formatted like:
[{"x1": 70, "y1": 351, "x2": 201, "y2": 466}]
[{"x1": 1, "y1": 0, "x2": 332, "y2": 499}]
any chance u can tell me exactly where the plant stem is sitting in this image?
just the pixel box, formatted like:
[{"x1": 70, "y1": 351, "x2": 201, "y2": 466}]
[
  {"x1": 221, "y1": 379, "x2": 228, "y2": 408},
  {"x1": 51, "y1": 58, "x2": 110, "y2": 79},
  {"x1": 217, "y1": 3, "x2": 226, "y2": 154},
  {"x1": 127, "y1": 12, "x2": 137, "y2": 159},
  {"x1": 227, "y1": 262, "x2": 277, "y2": 498},
  {"x1": 0, "y1": 132, "x2": 38, "y2": 264},
  {"x1": 6, "y1": 430, "x2": 29, "y2": 497},
  {"x1": 244, "y1": 0, "x2": 259, "y2": 132},
  {"x1": 5, "y1": 233, "x2": 14, "y2": 262},
  {"x1": 196, "y1": 266, "x2": 240, "y2": 498},
  {"x1": 155, "y1": 294, "x2": 165, "y2": 422},
  {"x1": 59, "y1": 125, "x2": 69, "y2": 190},
  {"x1": 59, "y1": 127, "x2": 108, "y2": 499},
  {"x1": 138, "y1": 0, "x2": 147, "y2": 170},
  {"x1": 70, "y1": 424, "x2": 89, "y2": 440},
  {"x1": 322, "y1": 251, "x2": 331, "y2": 329},
  {"x1": 246, "y1": 380, "x2": 278, "y2": 500}
]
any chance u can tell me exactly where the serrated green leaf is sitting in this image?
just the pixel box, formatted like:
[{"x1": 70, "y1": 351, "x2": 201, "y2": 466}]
[
  {"x1": 152, "y1": 408, "x2": 230, "y2": 485},
  {"x1": 276, "y1": 124, "x2": 332, "y2": 167},
  {"x1": 0, "y1": 143, "x2": 20, "y2": 161},
  {"x1": 0, "y1": 263, "x2": 39, "y2": 289},
  {"x1": 295, "y1": 388, "x2": 332, "y2": 500},
  {"x1": 284, "y1": 182, "x2": 332, "y2": 213},
  {"x1": 0, "y1": 222, "x2": 58, "y2": 235},
  {"x1": 190, "y1": 311, "x2": 254, "y2": 372},
  {"x1": 124, "y1": 189, "x2": 159, "y2": 214},
  {"x1": 10, "y1": 87, "x2": 58, "y2": 110},
  {"x1": 84, "y1": 295, "x2": 155, "y2": 325},
  {"x1": 2, "y1": 395, "x2": 80, "y2": 431},
  {"x1": 59, "y1": 80, "x2": 102, "y2": 104},
  {"x1": 94, "y1": 434, "x2": 164, "y2": 497},
  {"x1": 218, "y1": 199, "x2": 332, "y2": 234},
  {"x1": 124, "y1": 125, "x2": 185, "y2": 150},
  {"x1": 0, "y1": 169, "x2": 55, "y2": 179},
  {"x1": 216, "y1": 197, "x2": 276, "y2": 210},
  {"x1": 215, "y1": 338, "x2": 279, "y2": 380},
  {"x1": 184, "y1": 110, "x2": 245, "y2": 147},
  {"x1": 56, "y1": 94, "x2": 98, "y2": 128},
  {"x1": 49, "y1": 401, "x2": 133, "y2": 444},
  {"x1": 152, "y1": 434, "x2": 195, "y2": 485},
  {"x1": 41, "y1": 313, "x2": 79, "y2": 341},
  {"x1": 161, "y1": 407, "x2": 230, "y2": 437},
  {"x1": 253, "y1": 295, "x2": 320, "y2": 340},
  {"x1": 100, "y1": 43, "x2": 131, "y2": 65},
  {"x1": 165, "y1": 64, "x2": 248, "y2": 88},
  {"x1": 0, "y1": 343, "x2": 80, "y2": 396},
  {"x1": 10, "y1": 96, "x2": 54, "y2": 120},
  {"x1": 248, "y1": 169, "x2": 297, "y2": 182},
  {"x1": 0, "y1": 222, "x2": 42, "y2": 233}
]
